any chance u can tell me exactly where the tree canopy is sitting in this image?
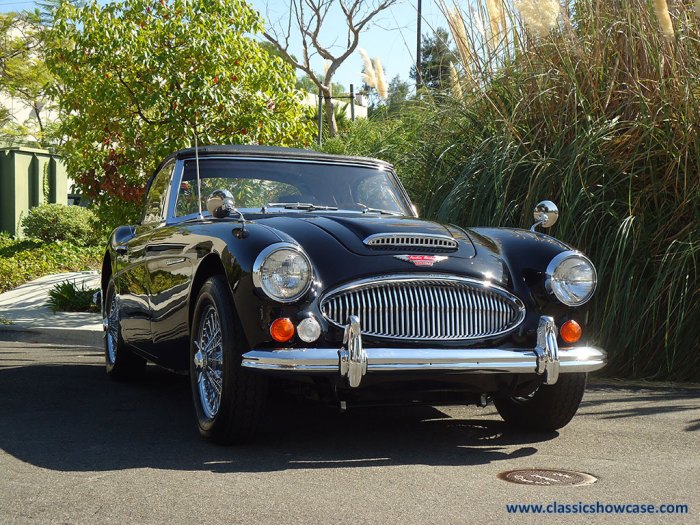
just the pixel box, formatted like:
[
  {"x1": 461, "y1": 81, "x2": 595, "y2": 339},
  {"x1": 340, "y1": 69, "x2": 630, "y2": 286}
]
[
  {"x1": 410, "y1": 28, "x2": 456, "y2": 92},
  {"x1": 46, "y1": 0, "x2": 313, "y2": 227},
  {"x1": 0, "y1": 11, "x2": 54, "y2": 145}
]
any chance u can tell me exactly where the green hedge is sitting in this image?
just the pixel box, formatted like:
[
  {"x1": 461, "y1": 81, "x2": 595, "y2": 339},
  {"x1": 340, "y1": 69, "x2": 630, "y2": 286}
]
[
  {"x1": 0, "y1": 234, "x2": 103, "y2": 293},
  {"x1": 21, "y1": 203, "x2": 100, "y2": 246}
]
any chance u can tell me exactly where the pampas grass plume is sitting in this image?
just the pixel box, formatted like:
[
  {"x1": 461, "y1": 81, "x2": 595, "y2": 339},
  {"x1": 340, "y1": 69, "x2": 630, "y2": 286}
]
[
  {"x1": 445, "y1": 5, "x2": 472, "y2": 66},
  {"x1": 653, "y1": 0, "x2": 675, "y2": 39},
  {"x1": 359, "y1": 48, "x2": 376, "y2": 88},
  {"x1": 450, "y1": 63, "x2": 463, "y2": 99},
  {"x1": 486, "y1": 0, "x2": 503, "y2": 49},
  {"x1": 515, "y1": 0, "x2": 560, "y2": 38},
  {"x1": 373, "y1": 57, "x2": 388, "y2": 99}
]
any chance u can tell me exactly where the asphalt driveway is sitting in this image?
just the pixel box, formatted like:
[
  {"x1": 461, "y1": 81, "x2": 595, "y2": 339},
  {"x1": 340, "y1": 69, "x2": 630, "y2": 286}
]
[{"x1": 0, "y1": 340, "x2": 698, "y2": 524}]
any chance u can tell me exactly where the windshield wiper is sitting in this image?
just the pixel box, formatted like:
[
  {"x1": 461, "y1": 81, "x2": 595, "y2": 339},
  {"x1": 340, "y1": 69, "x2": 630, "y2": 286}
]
[
  {"x1": 356, "y1": 203, "x2": 404, "y2": 216},
  {"x1": 262, "y1": 202, "x2": 338, "y2": 212}
]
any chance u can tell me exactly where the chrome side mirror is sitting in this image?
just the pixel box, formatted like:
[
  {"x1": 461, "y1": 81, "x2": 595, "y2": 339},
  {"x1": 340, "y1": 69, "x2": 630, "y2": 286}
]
[
  {"x1": 531, "y1": 200, "x2": 559, "y2": 231},
  {"x1": 206, "y1": 189, "x2": 235, "y2": 219}
]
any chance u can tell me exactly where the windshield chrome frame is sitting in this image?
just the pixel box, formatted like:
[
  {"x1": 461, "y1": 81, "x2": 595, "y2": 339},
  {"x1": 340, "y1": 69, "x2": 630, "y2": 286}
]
[{"x1": 165, "y1": 155, "x2": 417, "y2": 225}]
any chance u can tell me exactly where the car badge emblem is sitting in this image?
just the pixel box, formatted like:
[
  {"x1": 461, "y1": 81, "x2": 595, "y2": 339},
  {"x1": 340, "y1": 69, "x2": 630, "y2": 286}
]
[{"x1": 394, "y1": 255, "x2": 448, "y2": 267}]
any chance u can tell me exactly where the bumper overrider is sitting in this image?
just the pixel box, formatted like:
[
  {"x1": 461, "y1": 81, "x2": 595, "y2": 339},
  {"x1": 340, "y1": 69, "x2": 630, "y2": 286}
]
[{"x1": 241, "y1": 316, "x2": 606, "y2": 388}]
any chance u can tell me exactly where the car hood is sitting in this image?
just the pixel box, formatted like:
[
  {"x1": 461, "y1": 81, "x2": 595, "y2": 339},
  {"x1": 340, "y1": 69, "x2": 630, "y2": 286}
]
[
  {"x1": 252, "y1": 214, "x2": 512, "y2": 284},
  {"x1": 247, "y1": 214, "x2": 571, "y2": 298},
  {"x1": 282, "y1": 215, "x2": 476, "y2": 258}
]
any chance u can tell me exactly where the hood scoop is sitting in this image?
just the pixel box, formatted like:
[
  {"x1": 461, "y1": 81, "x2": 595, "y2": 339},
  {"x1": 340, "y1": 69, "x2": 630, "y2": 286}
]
[{"x1": 363, "y1": 233, "x2": 458, "y2": 250}]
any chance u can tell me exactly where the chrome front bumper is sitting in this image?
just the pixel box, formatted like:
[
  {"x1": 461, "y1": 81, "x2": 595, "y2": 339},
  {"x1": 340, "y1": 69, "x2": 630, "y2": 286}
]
[{"x1": 241, "y1": 316, "x2": 606, "y2": 388}]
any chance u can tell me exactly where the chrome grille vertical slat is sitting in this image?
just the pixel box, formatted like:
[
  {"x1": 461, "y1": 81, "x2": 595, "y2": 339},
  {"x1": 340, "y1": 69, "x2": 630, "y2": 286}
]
[
  {"x1": 427, "y1": 285, "x2": 435, "y2": 338},
  {"x1": 373, "y1": 287, "x2": 380, "y2": 335},
  {"x1": 409, "y1": 285, "x2": 417, "y2": 338},
  {"x1": 493, "y1": 295, "x2": 498, "y2": 330},
  {"x1": 496, "y1": 294, "x2": 506, "y2": 330},
  {"x1": 393, "y1": 286, "x2": 403, "y2": 338},
  {"x1": 486, "y1": 292, "x2": 493, "y2": 332},
  {"x1": 446, "y1": 287, "x2": 454, "y2": 338},
  {"x1": 477, "y1": 290, "x2": 485, "y2": 335},
  {"x1": 466, "y1": 286, "x2": 474, "y2": 336},
  {"x1": 430, "y1": 286, "x2": 438, "y2": 337},
  {"x1": 433, "y1": 286, "x2": 445, "y2": 334},
  {"x1": 381, "y1": 286, "x2": 389, "y2": 336},
  {"x1": 372, "y1": 288, "x2": 379, "y2": 333},
  {"x1": 321, "y1": 277, "x2": 524, "y2": 341},
  {"x1": 449, "y1": 287, "x2": 458, "y2": 339},
  {"x1": 481, "y1": 291, "x2": 486, "y2": 334},
  {"x1": 455, "y1": 286, "x2": 464, "y2": 337},
  {"x1": 396, "y1": 286, "x2": 411, "y2": 334},
  {"x1": 388, "y1": 286, "x2": 395, "y2": 336},
  {"x1": 360, "y1": 289, "x2": 365, "y2": 328},
  {"x1": 419, "y1": 286, "x2": 430, "y2": 337},
  {"x1": 414, "y1": 285, "x2": 422, "y2": 337}
]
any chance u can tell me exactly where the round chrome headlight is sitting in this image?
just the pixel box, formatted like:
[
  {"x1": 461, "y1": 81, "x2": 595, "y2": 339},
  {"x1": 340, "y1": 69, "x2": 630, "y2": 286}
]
[
  {"x1": 252, "y1": 243, "x2": 312, "y2": 302},
  {"x1": 546, "y1": 251, "x2": 597, "y2": 306}
]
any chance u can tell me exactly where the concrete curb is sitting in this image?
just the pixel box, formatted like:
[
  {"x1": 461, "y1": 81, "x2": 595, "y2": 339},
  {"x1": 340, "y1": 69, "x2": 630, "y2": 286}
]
[{"x1": 0, "y1": 271, "x2": 103, "y2": 348}]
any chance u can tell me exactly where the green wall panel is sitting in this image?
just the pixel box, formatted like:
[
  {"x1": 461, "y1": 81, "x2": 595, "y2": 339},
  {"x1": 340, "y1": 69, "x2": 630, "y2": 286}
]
[{"x1": 0, "y1": 147, "x2": 68, "y2": 236}]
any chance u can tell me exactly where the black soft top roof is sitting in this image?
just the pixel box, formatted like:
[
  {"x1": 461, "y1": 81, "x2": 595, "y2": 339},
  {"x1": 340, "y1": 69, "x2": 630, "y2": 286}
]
[{"x1": 165, "y1": 144, "x2": 392, "y2": 170}]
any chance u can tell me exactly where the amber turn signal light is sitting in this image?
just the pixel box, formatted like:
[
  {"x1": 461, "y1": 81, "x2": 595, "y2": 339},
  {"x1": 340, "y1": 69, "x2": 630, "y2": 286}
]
[
  {"x1": 270, "y1": 318, "x2": 295, "y2": 343},
  {"x1": 560, "y1": 320, "x2": 582, "y2": 344}
]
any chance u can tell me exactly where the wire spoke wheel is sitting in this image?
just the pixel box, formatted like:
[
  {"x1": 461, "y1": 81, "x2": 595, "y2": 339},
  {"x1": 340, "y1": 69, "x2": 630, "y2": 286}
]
[
  {"x1": 105, "y1": 292, "x2": 119, "y2": 364},
  {"x1": 194, "y1": 305, "x2": 224, "y2": 420},
  {"x1": 103, "y1": 279, "x2": 146, "y2": 380},
  {"x1": 189, "y1": 274, "x2": 267, "y2": 444}
]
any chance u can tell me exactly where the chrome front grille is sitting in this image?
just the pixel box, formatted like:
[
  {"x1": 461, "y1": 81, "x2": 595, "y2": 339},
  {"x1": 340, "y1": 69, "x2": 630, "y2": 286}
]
[
  {"x1": 363, "y1": 233, "x2": 458, "y2": 250},
  {"x1": 320, "y1": 275, "x2": 525, "y2": 341}
]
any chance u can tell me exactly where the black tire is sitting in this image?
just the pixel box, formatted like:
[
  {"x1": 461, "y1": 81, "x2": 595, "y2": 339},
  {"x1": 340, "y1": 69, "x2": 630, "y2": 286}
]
[
  {"x1": 104, "y1": 279, "x2": 146, "y2": 380},
  {"x1": 494, "y1": 373, "x2": 587, "y2": 431},
  {"x1": 189, "y1": 274, "x2": 267, "y2": 445}
]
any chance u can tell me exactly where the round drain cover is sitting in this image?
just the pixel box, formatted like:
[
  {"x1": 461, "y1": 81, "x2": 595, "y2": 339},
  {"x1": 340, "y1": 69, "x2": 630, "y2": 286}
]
[{"x1": 498, "y1": 469, "x2": 597, "y2": 486}]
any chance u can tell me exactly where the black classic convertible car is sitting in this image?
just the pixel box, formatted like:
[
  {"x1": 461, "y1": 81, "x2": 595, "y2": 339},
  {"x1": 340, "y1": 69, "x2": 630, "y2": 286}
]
[{"x1": 100, "y1": 145, "x2": 605, "y2": 444}]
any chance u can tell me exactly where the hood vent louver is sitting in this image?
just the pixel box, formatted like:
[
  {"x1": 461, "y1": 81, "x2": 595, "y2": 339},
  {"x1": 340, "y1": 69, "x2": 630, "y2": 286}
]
[{"x1": 363, "y1": 233, "x2": 458, "y2": 250}]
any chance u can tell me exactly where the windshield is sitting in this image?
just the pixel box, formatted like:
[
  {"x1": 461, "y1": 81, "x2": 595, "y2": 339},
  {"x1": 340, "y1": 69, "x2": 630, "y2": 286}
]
[{"x1": 174, "y1": 158, "x2": 412, "y2": 217}]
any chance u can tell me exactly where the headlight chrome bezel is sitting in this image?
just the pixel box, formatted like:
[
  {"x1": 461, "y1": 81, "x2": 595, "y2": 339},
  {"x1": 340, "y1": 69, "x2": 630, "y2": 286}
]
[
  {"x1": 252, "y1": 243, "x2": 313, "y2": 303},
  {"x1": 545, "y1": 251, "x2": 597, "y2": 306}
]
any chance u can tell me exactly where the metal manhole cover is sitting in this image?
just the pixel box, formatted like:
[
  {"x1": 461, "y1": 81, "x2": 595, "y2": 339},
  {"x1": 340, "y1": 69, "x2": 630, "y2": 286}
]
[{"x1": 498, "y1": 469, "x2": 597, "y2": 486}]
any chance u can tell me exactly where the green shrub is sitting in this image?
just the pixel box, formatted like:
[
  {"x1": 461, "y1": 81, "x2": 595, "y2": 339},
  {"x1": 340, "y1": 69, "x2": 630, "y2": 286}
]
[
  {"x1": 0, "y1": 234, "x2": 103, "y2": 293},
  {"x1": 21, "y1": 203, "x2": 100, "y2": 246},
  {"x1": 47, "y1": 280, "x2": 100, "y2": 313}
]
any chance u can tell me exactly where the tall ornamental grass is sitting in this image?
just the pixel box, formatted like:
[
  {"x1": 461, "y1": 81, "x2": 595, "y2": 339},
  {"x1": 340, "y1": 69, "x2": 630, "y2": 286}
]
[{"x1": 324, "y1": 0, "x2": 700, "y2": 381}]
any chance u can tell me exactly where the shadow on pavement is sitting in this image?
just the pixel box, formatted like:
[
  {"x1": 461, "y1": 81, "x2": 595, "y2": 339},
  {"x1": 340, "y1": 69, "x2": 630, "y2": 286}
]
[
  {"x1": 580, "y1": 384, "x2": 700, "y2": 424},
  {"x1": 686, "y1": 419, "x2": 700, "y2": 432},
  {"x1": 0, "y1": 361, "x2": 555, "y2": 473}
]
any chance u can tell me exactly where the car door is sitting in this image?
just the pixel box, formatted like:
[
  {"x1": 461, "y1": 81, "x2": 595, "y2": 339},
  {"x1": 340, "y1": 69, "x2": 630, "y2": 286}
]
[
  {"x1": 117, "y1": 162, "x2": 174, "y2": 354},
  {"x1": 143, "y1": 160, "x2": 195, "y2": 369}
]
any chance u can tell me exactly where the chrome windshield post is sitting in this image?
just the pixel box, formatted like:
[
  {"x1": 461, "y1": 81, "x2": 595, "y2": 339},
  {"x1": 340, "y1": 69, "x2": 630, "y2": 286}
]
[
  {"x1": 535, "y1": 316, "x2": 560, "y2": 385},
  {"x1": 339, "y1": 316, "x2": 367, "y2": 388}
]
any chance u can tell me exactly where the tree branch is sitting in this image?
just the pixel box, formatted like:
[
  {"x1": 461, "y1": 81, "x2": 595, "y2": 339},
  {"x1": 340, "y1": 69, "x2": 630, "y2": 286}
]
[{"x1": 116, "y1": 71, "x2": 170, "y2": 126}]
